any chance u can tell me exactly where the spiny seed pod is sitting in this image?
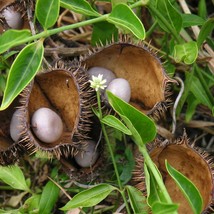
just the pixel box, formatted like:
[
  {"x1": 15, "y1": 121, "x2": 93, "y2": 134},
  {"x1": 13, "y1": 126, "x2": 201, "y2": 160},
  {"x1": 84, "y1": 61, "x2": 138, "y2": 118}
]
[
  {"x1": 132, "y1": 134, "x2": 214, "y2": 213},
  {"x1": 81, "y1": 36, "x2": 174, "y2": 120},
  {"x1": 0, "y1": 97, "x2": 25, "y2": 165},
  {"x1": 19, "y1": 61, "x2": 96, "y2": 158},
  {"x1": 0, "y1": 0, "x2": 31, "y2": 33}
]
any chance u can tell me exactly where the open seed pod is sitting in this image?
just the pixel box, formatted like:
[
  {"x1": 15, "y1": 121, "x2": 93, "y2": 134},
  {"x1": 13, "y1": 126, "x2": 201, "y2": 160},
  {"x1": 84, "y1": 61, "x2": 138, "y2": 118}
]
[
  {"x1": 133, "y1": 134, "x2": 214, "y2": 213},
  {"x1": 0, "y1": 0, "x2": 31, "y2": 33},
  {"x1": 0, "y1": 97, "x2": 25, "y2": 165},
  {"x1": 19, "y1": 62, "x2": 96, "y2": 159},
  {"x1": 81, "y1": 37, "x2": 174, "y2": 119}
]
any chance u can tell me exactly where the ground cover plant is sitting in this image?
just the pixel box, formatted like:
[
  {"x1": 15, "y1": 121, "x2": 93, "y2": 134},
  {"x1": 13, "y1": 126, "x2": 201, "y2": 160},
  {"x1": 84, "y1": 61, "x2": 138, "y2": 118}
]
[{"x1": 0, "y1": 0, "x2": 213, "y2": 213}]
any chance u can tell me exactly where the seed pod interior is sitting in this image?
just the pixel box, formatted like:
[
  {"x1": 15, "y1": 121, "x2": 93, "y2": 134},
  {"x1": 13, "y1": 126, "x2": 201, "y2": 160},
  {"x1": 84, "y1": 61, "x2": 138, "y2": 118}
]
[
  {"x1": 0, "y1": 97, "x2": 24, "y2": 165},
  {"x1": 133, "y1": 135, "x2": 214, "y2": 213},
  {"x1": 21, "y1": 65, "x2": 95, "y2": 158},
  {"x1": 82, "y1": 41, "x2": 172, "y2": 117}
]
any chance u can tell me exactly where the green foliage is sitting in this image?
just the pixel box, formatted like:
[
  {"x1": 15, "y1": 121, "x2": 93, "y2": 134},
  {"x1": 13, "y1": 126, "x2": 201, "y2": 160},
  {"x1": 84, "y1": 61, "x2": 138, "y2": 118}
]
[
  {"x1": 36, "y1": 0, "x2": 60, "y2": 29},
  {"x1": 39, "y1": 181, "x2": 60, "y2": 214},
  {"x1": 151, "y1": 202, "x2": 179, "y2": 214},
  {"x1": 155, "y1": 0, "x2": 182, "y2": 34},
  {"x1": 0, "y1": 165, "x2": 30, "y2": 192},
  {"x1": 0, "y1": 40, "x2": 44, "y2": 110},
  {"x1": 107, "y1": 91, "x2": 157, "y2": 145},
  {"x1": 91, "y1": 21, "x2": 118, "y2": 46},
  {"x1": 60, "y1": 0, "x2": 100, "y2": 17},
  {"x1": 101, "y1": 115, "x2": 132, "y2": 135},
  {"x1": 61, "y1": 184, "x2": 117, "y2": 210},
  {"x1": 0, "y1": 30, "x2": 31, "y2": 54},
  {"x1": 197, "y1": 18, "x2": 214, "y2": 47},
  {"x1": 166, "y1": 161, "x2": 203, "y2": 214},
  {"x1": 126, "y1": 185, "x2": 148, "y2": 214},
  {"x1": 0, "y1": 0, "x2": 212, "y2": 213},
  {"x1": 107, "y1": 3, "x2": 145, "y2": 39},
  {"x1": 173, "y1": 41, "x2": 198, "y2": 64}
]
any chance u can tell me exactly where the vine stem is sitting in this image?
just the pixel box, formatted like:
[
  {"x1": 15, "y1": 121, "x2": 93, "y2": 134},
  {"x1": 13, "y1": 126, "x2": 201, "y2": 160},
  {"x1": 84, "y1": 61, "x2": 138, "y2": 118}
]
[
  {"x1": 96, "y1": 90, "x2": 131, "y2": 214},
  {"x1": 6, "y1": 0, "x2": 148, "y2": 50},
  {"x1": 138, "y1": 144, "x2": 173, "y2": 204}
]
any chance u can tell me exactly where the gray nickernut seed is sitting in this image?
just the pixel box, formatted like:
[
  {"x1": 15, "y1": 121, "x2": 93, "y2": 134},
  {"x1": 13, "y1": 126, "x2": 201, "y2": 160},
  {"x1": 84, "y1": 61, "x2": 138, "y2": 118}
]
[
  {"x1": 105, "y1": 78, "x2": 131, "y2": 103},
  {"x1": 2, "y1": 7, "x2": 23, "y2": 29},
  {"x1": 74, "y1": 140, "x2": 99, "y2": 168},
  {"x1": 88, "y1": 67, "x2": 116, "y2": 87},
  {"x1": 10, "y1": 109, "x2": 23, "y2": 142},
  {"x1": 31, "y1": 107, "x2": 63, "y2": 144}
]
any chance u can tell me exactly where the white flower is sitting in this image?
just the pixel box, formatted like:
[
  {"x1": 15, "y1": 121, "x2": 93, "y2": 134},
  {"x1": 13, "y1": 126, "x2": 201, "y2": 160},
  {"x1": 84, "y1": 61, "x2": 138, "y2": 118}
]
[{"x1": 89, "y1": 74, "x2": 107, "y2": 91}]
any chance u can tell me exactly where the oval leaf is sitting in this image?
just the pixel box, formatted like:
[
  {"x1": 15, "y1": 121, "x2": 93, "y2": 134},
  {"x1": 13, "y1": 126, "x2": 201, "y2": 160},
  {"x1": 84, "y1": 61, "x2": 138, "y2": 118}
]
[
  {"x1": 60, "y1": 0, "x2": 100, "y2": 17},
  {"x1": 174, "y1": 41, "x2": 198, "y2": 64},
  {"x1": 101, "y1": 115, "x2": 132, "y2": 135},
  {"x1": 39, "y1": 181, "x2": 60, "y2": 214},
  {"x1": 107, "y1": 91, "x2": 157, "y2": 144},
  {"x1": 165, "y1": 161, "x2": 203, "y2": 214},
  {"x1": 0, "y1": 165, "x2": 30, "y2": 192},
  {"x1": 60, "y1": 184, "x2": 116, "y2": 210},
  {"x1": 126, "y1": 185, "x2": 148, "y2": 214},
  {"x1": 0, "y1": 40, "x2": 44, "y2": 110},
  {"x1": 0, "y1": 30, "x2": 31, "y2": 54},
  {"x1": 107, "y1": 3, "x2": 145, "y2": 40},
  {"x1": 36, "y1": 0, "x2": 60, "y2": 29}
]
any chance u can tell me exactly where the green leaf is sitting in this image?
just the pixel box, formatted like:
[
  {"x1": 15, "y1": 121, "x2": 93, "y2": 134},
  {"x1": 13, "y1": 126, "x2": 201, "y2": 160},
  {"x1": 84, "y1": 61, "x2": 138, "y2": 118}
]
[
  {"x1": 119, "y1": 146, "x2": 135, "y2": 184},
  {"x1": 165, "y1": 161, "x2": 203, "y2": 214},
  {"x1": 181, "y1": 14, "x2": 205, "y2": 28},
  {"x1": 107, "y1": 91, "x2": 157, "y2": 145},
  {"x1": 151, "y1": 202, "x2": 178, "y2": 214},
  {"x1": 173, "y1": 41, "x2": 198, "y2": 64},
  {"x1": 60, "y1": 184, "x2": 116, "y2": 210},
  {"x1": 0, "y1": 40, "x2": 44, "y2": 110},
  {"x1": 91, "y1": 21, "x2": 118, "y2": 46},
  {"x1": 126, "y1": 185, "x2": 148, "y2": 214},
  {"x1": 19, "y1": 194, "x2": 41, "y2": 214},
  {"x1": 185, "y1": 93, "x2": 200, "y2": 122},
  {"x1": 188, "y1": 74, "x2": 213, "y2": 109},
  {"x1": 156, "y1": 0, "x2": 182, "y2": 33},
  {"x1": 36, "y1": 0, "x2": 60, "y2": 29},
  {"x1": 0, "y1": 30, "x2": 31, "y2": 54},
  {"x1": 147, "y1": 166, "x2": 167, "y2": 206},
  {"x1": 101, "y1": 115, "x2": 132, "y2": 135},
  {"x1": 39, "y1": 181, "x2": 60, "y2": 214},
  {"x1": 107, "y1": 3, "x2": 145, "y2": 40},
  {"x1": 60, "y1": 0, "x2": 100, "y2": 17},
  {"x1": 197, "y1": 18, "x2": 214, "y2": 47},
  {"x1": 0, "y1": 165, "x2": 30, "y2": 192}
]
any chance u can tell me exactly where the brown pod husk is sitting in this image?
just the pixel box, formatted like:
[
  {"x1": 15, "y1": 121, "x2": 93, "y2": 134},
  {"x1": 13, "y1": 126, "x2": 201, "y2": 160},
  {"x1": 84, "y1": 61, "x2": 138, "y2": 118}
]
[
  {"x1": 81, "y1": 36, "x2": 174, "y2": 120},
  {"x1": 0, "y1": 0, "x2": 32, "y2": 33},
  {"x1": 19, "y1": 62, "x2": 96, "y2": 159},
  {"x1": 60, "y1": 123, "x2": 104, "y2": 183},
  {"x1": 0, "y1": 97, "x2": 24, "y2": 165},
  {"x1": 133, "y1": 134, "x2": 214, "y2": 213}
]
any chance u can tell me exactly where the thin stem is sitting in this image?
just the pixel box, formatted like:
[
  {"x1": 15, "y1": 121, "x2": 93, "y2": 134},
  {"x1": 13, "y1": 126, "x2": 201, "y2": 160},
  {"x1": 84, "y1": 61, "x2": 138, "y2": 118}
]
[
  {"x1": 96, "y1": 89, "x2": 131, "y2": 214},
  {"x1": 6, "y1": 0, "x2": 148, "y2": 51},
  {"x1": 138, "y1": 144, "x2": 173, "y2": 204},
  {"x1": 101, "y1": 124, "x2": 131, "y2": 214}
]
